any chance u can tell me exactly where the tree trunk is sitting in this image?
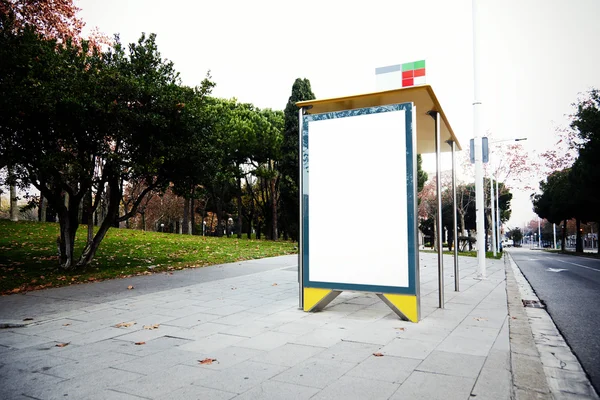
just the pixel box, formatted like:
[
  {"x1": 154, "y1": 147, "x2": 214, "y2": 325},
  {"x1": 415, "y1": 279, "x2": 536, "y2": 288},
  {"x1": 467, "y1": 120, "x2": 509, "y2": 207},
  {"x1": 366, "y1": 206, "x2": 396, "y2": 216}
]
[
  {"x1": 190, "y1": 194, "x2": 195, "y2": 235},
  {"x1": 77, "y1": 178, "x2": 121, "y2": 268},
  {"x1": 40, "y1": 196, "x2": 47, "y2": 222},
  {"x1": 9, "y1": 182, "x2": 18, "y2": 221},
  {"x1": 271, "y1": 175, "x2": 278, "y2": 241},
  {"x1": 468, "y1": 229, "x2": 473, "y2": 251},
  {"x1": 576, "y1": 218, "x2": 583, "y2": 252},
  {"x1": 183, "y1": 196, "x2": 189, "y2": 234},
  {"x1": 236, "y1": 175, "x2": 243, "y2": 239}
]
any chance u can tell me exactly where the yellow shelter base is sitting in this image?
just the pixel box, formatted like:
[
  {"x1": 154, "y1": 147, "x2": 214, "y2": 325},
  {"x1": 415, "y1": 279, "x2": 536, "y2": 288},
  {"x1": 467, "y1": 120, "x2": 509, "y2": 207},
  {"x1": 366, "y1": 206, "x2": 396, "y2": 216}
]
[
  {"x1": 377, "y1": 293, "x2": 419, "y2": 322},
  {"x1": 303, "y1": 288, "x2": 342, "y2": 312},
  {"x1": 302, "y1": 288, "x2": 419, "y2": 322}
]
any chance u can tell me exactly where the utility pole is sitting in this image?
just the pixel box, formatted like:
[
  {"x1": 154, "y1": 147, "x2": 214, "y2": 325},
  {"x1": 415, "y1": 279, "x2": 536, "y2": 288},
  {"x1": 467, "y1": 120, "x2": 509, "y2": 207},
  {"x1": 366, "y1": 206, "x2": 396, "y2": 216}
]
[{"x1": 472, "y1": 0, "x2": 486, "y2": 278}]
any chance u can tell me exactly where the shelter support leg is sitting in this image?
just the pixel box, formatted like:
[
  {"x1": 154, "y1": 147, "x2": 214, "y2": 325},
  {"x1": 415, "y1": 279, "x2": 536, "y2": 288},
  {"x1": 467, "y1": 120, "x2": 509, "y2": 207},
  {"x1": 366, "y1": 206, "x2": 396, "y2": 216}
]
[
  {"x1": 303, "y1": 288, "x2": 342, "y2": 312},
  {"x1": 377, "y1": 294, "x2": 419, "y2": 322}
]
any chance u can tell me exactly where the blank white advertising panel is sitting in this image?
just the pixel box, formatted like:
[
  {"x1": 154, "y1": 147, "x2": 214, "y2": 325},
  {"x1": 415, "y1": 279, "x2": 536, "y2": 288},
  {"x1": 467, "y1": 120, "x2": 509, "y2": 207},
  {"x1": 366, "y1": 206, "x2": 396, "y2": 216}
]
[{"x1": 308, "y1": 109, "x2": 409, "y2": 287}]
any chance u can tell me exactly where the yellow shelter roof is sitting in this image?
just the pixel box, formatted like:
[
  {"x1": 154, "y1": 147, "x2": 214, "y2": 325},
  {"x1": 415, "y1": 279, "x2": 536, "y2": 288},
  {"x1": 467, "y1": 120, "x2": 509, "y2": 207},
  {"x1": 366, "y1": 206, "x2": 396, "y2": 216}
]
[{"x1": 296, "y1": 85, "x2": 461, "y2": 154}]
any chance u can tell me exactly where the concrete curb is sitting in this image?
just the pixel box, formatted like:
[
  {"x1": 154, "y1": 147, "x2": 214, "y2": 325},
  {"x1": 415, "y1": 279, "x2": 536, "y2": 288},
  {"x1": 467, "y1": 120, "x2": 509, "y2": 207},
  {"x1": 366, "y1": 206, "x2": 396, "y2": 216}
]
[{"x1": 505, "y1": 251, "x2": 599, "y2": 400}]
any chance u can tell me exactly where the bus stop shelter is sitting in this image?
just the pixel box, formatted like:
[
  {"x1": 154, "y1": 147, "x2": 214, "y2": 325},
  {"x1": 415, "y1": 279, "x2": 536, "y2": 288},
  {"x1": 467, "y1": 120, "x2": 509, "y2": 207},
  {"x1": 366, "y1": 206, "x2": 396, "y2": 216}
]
[{"x1": 296, "y1": 85, "x2": 462, "y2": 322}]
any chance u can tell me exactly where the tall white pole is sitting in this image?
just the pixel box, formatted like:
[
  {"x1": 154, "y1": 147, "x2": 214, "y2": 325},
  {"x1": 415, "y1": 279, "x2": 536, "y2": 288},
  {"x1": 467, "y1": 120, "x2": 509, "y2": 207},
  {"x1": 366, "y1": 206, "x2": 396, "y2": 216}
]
[
  {"x1": 496, "y1": 178, "x2": 500, "y2": 251},
  {"x1": 490, "y1": 177, "x2": 497, "y2": 256},
  {"x1": 553, "y1": 223, "x2": 557, "y2": 249},
  {"x1": 472, "y1": 0, "x2": 486, "y2": 277}
]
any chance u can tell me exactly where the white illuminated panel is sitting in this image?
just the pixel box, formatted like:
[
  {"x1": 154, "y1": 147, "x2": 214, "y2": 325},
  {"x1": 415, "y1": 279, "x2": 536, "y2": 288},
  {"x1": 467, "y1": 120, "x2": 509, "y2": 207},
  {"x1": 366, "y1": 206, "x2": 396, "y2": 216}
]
[{"x1": 308, "y1": 110, "x2": 409, "y2": 287}]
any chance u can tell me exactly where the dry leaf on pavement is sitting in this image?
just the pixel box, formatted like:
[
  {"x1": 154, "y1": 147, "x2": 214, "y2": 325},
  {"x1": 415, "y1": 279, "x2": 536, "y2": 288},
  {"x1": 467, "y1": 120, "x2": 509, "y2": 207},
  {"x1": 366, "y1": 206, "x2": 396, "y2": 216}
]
[
  {"x1": 473, "y1": 317, "x2": 488, "y2": 322},
  {"x1": 134, "y1": 341, "x2": 146, "y2": 345},
  {"x1": 62, "y1": 323, "x2": 71, "y2": 326},
  {"x1": 143, "y1": 324, "x2": 160, "y2": 330},
  {"x1": 198, "y1": 358, "x2": 217, "y2": 365},
  {"x1": 373, "y1": 352, "x2": 384, "y2": 357},
  {"x1": 55, "y1": 342, "x2": 70, "y2": 348},
  {"x1": 115, "y1": 321, "x2": 136, "y2": 328},
  {"x1": 394, "y1": 327, "x2": 406, "y2": 331},
  {"x1": 127, "y1": 285, "x2": 134, "y2": 290},
  {"x1": 272, "y1": 283, "x2": 278, "y2": 286}
]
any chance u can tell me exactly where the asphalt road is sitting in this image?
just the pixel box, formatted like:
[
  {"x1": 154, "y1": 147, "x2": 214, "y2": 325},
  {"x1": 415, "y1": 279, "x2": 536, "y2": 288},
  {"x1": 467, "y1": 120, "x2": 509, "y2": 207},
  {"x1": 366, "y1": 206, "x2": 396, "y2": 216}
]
[{"x1": 508, "y1": 247, "x2": 600, "y2": 394}]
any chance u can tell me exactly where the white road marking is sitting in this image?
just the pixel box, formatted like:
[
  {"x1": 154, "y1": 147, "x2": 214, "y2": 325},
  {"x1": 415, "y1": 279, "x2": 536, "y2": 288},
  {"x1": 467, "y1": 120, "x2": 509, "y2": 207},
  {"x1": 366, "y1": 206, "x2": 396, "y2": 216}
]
[
  {"x1": 555, "y1": 259, "x2": 600, "y2": 273},
  {"x1": 546, "y1": 268, "x2": 567, "y2": 273}
]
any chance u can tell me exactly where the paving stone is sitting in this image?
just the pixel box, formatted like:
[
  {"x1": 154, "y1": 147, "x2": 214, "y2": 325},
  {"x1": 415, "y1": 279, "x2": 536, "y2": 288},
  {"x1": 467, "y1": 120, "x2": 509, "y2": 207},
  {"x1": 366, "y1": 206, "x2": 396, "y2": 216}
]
[
  {"x1": 155, "y1": 385, "x2": 235, "y2": 400},
  {"x1": 194, "y1": 360, "x2": 288, "y2": 394},
  {"x1": 514, "y1": 388, "x2": 554, "y2": 400},
  {"x1": 312, "y1": 375, "x2": 399, "y2": 400},
  {"x1": 289, "y1": 327, "x2": 348, "y2": 348},
  {"x1": 113, "y1": 348, "x2": 195, "y2": 375},
  {"x1": 390, "y1": 371, "x2": 476, "y2": 400},
  {"x1": 346, "y1": 354, "x2": 421, "y2": 384},
  {"x1": 470, "y1": 364, "x2": 512, "y2": 400},
  {"x1": 314, "y1": 340, "x2": 381, "y2": 364},
  {"x1": 189, "y1": 346, "x2": 265, "y2": 370},
  {"x1": 251, "y1": 343, "x2": 324, "y2": 367},
  {"x1": 271, "y1": 357, "x2": 356, "y2": 389},
  {"x1": 236, "y1": 330, "x2": 298, "y2": 351},
  {"x1": 379, "y1": 338, "x2": 437, "y2": 359},
  {"x1": 178, "y1": 333, "x2": 246, "y2": 353},
  {"x1": 233, "y1": 379, "x2": 319, "y2": 400},
  {"x1": 114, "y1": 364, "x2": 219, "y2": 398},
  {"x1": 416, "y1": 350, "x2": 486, "y2": 378},
  {"x1": 436, "y1": 331, "x2": 496, "y2": 356},
  {"x1": 512, "y1": 350, "x2": 552, "y2": 394}
]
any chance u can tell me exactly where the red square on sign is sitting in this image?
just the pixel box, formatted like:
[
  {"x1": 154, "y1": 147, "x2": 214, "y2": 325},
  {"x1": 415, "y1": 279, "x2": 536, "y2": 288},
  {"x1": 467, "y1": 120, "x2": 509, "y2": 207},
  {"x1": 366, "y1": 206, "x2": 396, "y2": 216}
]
[
  {"x1": 414, "y1": 68, "x2": 426, "y2": 77},
  {"x1": 402, "y1": 78, "x2": 414, "y2": 87},
  {"x1": 402, "y1": 70, "x2": 413, "y2": 79}
]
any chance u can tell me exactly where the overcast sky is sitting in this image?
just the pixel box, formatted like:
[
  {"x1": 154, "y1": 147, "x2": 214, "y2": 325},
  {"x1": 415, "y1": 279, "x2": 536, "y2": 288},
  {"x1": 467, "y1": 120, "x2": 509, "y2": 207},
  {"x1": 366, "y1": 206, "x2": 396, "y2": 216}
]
[{"x1": 77, "y1": 0, "x2": 600, "y2": 228}]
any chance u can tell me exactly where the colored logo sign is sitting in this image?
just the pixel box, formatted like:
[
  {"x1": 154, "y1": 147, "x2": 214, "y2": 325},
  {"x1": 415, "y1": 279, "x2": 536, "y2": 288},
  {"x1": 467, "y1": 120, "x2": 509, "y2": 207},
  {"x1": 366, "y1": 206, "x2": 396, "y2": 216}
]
[{"x1": 401, "y1": 60, "x2": 426, "y2": 87}]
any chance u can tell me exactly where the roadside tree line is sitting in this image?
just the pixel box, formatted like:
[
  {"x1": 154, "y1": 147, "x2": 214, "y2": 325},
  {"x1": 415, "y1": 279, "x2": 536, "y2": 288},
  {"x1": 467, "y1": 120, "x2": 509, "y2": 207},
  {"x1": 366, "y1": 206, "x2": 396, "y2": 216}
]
[
  {"x1": 0, "y1": 7, "x2": 316, "y2": 269},
  {"x1": 532, "y1": 89, "x2": 600, "y2": 253}
]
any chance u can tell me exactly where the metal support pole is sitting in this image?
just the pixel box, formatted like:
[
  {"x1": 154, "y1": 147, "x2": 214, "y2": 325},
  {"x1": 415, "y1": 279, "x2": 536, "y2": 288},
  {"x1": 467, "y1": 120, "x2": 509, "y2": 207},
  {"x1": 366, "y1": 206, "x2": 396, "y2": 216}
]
[
  {"x1": 490, "y1": 177, "x2": 497, "y2": 257},
  {"x1": 553, "y1": 223, "x2": 557, "y2": 249},
  {"x1": 496, "y1": 178, "x2": 500, "y2": 251},
  {"x1": 472, "y1": 0, "x2": 486, "y2": 278},
  {"x1": 430, "y1": 110, "x2": 444, "y2": 308},
  {"x1": 450, "y1": 140, "x2": 459, "y2": 291},
  {"x1": 298, "y1": 107, "x2": 304, "y2": 309}
]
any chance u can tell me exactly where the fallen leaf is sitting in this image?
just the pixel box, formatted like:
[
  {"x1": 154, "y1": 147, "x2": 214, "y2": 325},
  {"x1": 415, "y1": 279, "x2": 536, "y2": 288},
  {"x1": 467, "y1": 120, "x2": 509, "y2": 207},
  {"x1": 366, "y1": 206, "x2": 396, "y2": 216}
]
[
  {"x1": 198, "y1": 358, "x2": 217, "y2": 365},
  {"x1": 272, "y1": 283, "x2": 278, "y2": 286},
  {"x1": 22, "y1": 317, "x2": 33, "y2": 321},
  {"x1": 511, "y1": 316, "x2": 517, "y2": 319},
  {"x1": 62, "y1": 323, "x2": 71, "y2": 326},
  {"x1": 134, "y1": 341, "x2": 146, "y2": 345},
  {"x1": 127, "y1": 285, "x2": 134, "y2": 290},
  {"x1": 394, "y1": 327, "x2": 406, "y2": 331},
  {"x1": 373, "y1": 352, "x2": 384, "y2": 357},
  {"x1": 143, "y1": 324, "x2": 160, "y2": 330},
  {"x1": 55, "y1": 342, "x2": 70, "y2": 347},
  {"x1": 473, "y1": 317, "x2": 488, "y2": 322},
  {"x1": 115, "y1": 321, "x2": 136, "y2": 328}
]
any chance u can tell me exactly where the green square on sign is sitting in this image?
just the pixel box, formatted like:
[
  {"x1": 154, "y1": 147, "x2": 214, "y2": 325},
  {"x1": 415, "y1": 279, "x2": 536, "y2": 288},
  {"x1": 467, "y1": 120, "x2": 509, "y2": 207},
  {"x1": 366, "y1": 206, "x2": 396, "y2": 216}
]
[
  {"x1": 414, "y1": 60, "x2": 425, "y2": 69},
  {"x1": 402, "y1": 62, "x2": 415, "y2": 71}
]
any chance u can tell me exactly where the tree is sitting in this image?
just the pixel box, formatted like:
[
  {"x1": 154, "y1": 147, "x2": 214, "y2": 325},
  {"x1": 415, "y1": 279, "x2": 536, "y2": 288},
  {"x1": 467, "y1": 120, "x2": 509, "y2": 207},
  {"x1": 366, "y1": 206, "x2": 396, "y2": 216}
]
[
  {"x1": 506, "y1": 227, "x2": 523, "y2": 245},
  {"x1": 570, "y1": 89, "x2": 600, "y2": 253},
  {"x1": 532, "y1": 169, "x2": 574, "y2": 251},
  {"x1": 279, "y1": 78, "x2": 315, "y2": 241},
  {"x1": 0, "y1": 24, "x2": 212, "y2": 268}
]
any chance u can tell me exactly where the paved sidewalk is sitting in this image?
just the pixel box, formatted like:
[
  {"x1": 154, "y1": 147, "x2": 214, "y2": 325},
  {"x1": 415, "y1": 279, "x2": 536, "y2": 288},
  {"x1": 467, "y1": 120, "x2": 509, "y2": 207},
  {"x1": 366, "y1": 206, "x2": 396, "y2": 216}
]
[{"x1": 0, "y1": 253, "x2": 510, "y2": 399}]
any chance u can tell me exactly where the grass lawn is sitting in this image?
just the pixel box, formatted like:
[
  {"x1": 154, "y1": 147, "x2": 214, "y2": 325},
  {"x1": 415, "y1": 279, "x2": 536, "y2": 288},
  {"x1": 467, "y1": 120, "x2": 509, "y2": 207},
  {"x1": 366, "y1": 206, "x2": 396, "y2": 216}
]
[{"x1": 0, "y1": 220, "x2": 297, "y2": 295}]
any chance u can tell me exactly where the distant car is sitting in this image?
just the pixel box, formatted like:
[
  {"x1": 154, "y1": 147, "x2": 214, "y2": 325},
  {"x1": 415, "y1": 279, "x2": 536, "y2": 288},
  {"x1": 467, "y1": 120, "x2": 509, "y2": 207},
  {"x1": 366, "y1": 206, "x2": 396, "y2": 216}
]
[{"x1": 502, "y1": 239, "x2": 514, "y2": 248}]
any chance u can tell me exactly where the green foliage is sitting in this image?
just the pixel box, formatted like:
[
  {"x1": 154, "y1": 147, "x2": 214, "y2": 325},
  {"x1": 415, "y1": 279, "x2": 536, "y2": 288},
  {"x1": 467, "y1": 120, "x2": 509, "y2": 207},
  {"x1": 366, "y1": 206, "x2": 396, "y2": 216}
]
[
  {"x1": 279, "y1": 78, "x2": 315, "y2": 241},
  {"x1": 506, "y1": 227, "x2": 523, "y2": 243},
  {"x1": 0, "y1": 220, "x2": 297, "y2": 294},
  {"x1": 417, "y1": 154, "x2": 427, "y2": 193}
]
